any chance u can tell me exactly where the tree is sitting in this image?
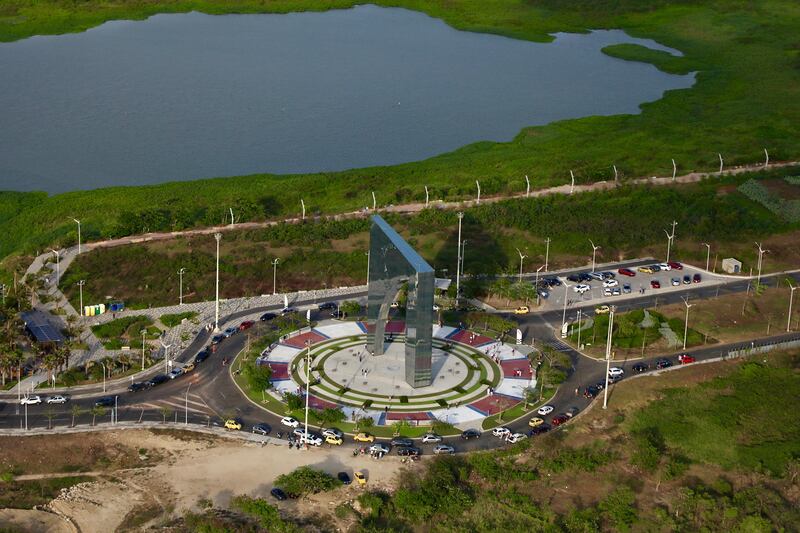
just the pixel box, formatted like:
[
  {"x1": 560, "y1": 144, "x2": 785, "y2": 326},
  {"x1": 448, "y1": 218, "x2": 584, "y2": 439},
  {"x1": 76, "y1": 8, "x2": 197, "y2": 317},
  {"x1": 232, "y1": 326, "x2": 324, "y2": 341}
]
[
  {"x1": 273, "y1": 466, "x2": 340, "y2": 496},
  {"x1": 243, "y1": 361, "x2": 272, "y2": 392},
  {"x1": 91, "y1": 405, "x2": 106, "y2": 426},
  {"x1": 230, "y1": 495, "x2": 299, "y2": 532},
  {"x1": 284, "y1": 392, "x2": 303, "y2": 411},
  {"x1": 315, "y1": 407, "x2": 345, "y2": 426},
  {"x1": 159, "y1": 406, "x2": 173, "y2": 423},
  {"x1": 44, "y1": 406, "x2": 57, "y2": 429},
  {"x1": 340, "y1": 300, "x2": 361, "y2": 317},
  {"x1": 71, "y1": 404, "x2": 84, "y2": 427},
  {"x1": 355, "y1": 415, "x2": 374, "y2": 431},
  {"x1": 599, "y1": 486, "x2": 638, "y2": 531}
]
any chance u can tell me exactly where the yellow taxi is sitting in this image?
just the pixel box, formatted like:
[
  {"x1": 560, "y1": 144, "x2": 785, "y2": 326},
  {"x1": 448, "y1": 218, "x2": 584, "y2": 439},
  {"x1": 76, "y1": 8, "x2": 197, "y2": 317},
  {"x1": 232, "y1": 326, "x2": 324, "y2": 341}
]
[
  {"x1": 224, "y1": 419, "x2": 242, "y2": 430},
  {"x1": 514, "y1": 306, "x2": 530, "y2": 315},
  {"x1": 325, "y1": 435, "x2": 343, "y2": 446},
  {"x1": 353, "y1": 432, "x2": 375, "y2": 443},
  {"x1": 595, "y1": 305, "x2": 611, "y2": 315},
  {"x1": 182, "y1": 362, "x2": 195, "y2": 373},
  {"x1": 528, "y1": 417, "x2": 544, "y2": 427},
  {"x1": 354, "y1": 471, "x2": 367, "y2": 486}
]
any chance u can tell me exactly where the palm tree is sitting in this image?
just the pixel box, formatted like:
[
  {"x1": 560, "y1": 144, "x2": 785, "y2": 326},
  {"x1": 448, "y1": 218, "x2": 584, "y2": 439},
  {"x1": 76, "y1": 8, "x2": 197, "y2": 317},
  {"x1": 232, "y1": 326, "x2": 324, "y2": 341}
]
[
  {"x1": 91, "y1": 405, "x2": 106, "y2": 426},
  {"x1": 71, "y1": 404, "x2": 84, "y2": 427},
  {"x1": 42, "y1": 352, "x2": 60, "y2": 385}
]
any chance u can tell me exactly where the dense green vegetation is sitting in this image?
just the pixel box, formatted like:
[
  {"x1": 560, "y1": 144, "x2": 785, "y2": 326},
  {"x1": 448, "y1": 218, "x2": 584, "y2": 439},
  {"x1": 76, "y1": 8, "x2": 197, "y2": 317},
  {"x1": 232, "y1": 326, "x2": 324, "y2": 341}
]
[
  {"x1": 90, "y1": 315, "x2": 161, "y2": 349},
  {"x1": 2, "y1": 0, "x2": 800, "y2": 283},
  {"x1": 57, "y1": 172, "x2": 800, "y2": 308},
  {"x1": 0, "y1": 475, "x2": 92, "y2": 508},
  {"x1": 273, "y1": 466, "x2": 341, "y2": 497},
  {"x1": 159, "y1": 311, "x2": 198, "y2": 327}
]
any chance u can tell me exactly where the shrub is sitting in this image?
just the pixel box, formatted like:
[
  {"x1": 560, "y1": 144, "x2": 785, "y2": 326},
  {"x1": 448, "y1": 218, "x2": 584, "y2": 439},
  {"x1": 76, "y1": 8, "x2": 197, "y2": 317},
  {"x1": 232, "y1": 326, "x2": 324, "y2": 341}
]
[
  {"x1": 159, "y1": 311, "x2": 198, "y2": 327},
  {"x1": 599, "y1": 486, "x2": 638, "y2": 531},
  {"x1": 273, "y1": 466, "x2": 340, "y2": 496}
]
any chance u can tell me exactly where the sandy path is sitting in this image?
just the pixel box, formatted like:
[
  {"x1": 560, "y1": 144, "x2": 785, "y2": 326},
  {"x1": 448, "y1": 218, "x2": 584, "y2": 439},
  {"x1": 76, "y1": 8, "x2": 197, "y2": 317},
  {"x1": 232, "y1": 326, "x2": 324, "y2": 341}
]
[{"x1": 0, "y1": 509, "x2": 75, "y2": 533}]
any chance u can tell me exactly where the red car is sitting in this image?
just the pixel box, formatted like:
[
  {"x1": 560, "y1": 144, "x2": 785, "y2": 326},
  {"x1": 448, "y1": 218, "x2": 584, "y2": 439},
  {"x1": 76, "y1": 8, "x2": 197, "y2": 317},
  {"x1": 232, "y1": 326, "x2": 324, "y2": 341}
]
[
  {"x1": 618, "y1": 268, "x2": 636, "y2": 277},
  {"x1": 551, "y1": 415, "x2": 569, "y2": 426},
  {"x1": 651, "y1": 280, "x2": 661, "y2": 289},
  {"x1": 693, "y1": 273, "x2": 702, "y2": 283},
  {"x1": 667, "y1": 261, "x2": 683, "y2": 270},
  {"x1": 238, "y1": 320, "x2": 255, "y2": 331},
  {"x1": 678, "y1": 354, "x2": 696, "y2": 364}
]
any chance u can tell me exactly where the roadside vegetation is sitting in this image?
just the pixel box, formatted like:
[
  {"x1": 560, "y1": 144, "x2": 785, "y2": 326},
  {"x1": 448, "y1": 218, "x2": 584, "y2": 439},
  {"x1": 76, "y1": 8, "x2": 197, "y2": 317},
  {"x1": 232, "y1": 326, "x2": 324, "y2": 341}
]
[
  {"x1": 2, "y1": 0, "x2": 800, "y2": 283},
  {"x1": 90, "y1": 315, "x2": 161, "y2": 349},
  {"x1": 58, "y1": 172, "x2": 800, "y2": 309}
]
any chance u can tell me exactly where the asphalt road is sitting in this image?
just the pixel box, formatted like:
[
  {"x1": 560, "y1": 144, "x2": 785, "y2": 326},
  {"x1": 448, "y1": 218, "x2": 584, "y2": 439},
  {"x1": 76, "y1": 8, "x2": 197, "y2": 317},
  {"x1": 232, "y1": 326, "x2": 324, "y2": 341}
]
[{"x1": 3, "y1": 269, "x2": 799, "y2": 455}]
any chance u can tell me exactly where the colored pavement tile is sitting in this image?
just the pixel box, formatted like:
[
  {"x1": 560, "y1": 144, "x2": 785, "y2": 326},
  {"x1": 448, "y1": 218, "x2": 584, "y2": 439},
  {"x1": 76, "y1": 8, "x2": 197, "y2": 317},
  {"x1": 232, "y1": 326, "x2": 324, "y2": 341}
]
[
  {"x1": 500, "y1": 360, "x2": 534, "y2": 379},
  {"x1": 448, "y1": 329, "x2": 494, "y2": 347},
  {"x1": 386, "y1": 411, "x2": 431, "y2": 422},
  {"x1": 282, "y1": 330, "x2": 328, "y2": 349},
  {"x1": 468, "y1": 394, "x2": 519, "y2": 416}
]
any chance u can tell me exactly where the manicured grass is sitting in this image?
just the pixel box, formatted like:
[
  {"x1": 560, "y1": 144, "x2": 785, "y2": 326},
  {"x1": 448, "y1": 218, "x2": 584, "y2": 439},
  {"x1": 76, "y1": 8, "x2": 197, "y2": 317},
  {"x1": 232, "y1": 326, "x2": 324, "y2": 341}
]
[
  {"x1": 159, "y1": 311, "x2": 198, "y2": 327},
  {"x1": 90, "y1": 316, "x2": 161, "y2": 349},
  {"x1": 629, "y1": 357, "x2": 800, "y2": 476},
  {"x1": 2, "y1": 1, "x2": 800, "y2": 285}
]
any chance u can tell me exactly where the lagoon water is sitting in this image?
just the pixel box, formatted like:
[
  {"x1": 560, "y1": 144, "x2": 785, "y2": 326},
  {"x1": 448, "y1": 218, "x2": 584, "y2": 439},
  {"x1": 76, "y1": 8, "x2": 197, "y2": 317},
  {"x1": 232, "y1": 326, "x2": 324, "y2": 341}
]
[{"x1": 0, "y1": 5, "x2": 694, "y2": 193}]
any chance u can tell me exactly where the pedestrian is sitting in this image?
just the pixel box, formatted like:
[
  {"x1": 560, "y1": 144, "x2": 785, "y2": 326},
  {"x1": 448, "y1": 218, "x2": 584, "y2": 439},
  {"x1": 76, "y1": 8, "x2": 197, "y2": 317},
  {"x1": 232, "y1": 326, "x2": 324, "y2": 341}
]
[{"x1": 574, "y1": 387, "x2": 579, "y2": 395}]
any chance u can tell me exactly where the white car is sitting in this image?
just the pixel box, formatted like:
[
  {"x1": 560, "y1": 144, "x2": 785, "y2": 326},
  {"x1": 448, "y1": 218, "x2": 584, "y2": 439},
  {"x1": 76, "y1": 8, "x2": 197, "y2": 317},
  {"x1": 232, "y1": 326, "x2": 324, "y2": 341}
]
[
  {"x1": 603, "y1": 288, "x2": 613, "y2": 297},
  {"x1": 492, "y1": 426, "x2": 512, "y2": 438},
  {"x1": 608, "y1": 367, "x2": 625, "y2": 377},
  {"x1": 658, "y1": 263, "x2": 672, "y2": 271},
  {"x1": 281, "y1": 416, "x2": 299, "y2": 428},
  {"x1": 300, "y1": 434, "x2": 323, "y2": 446},
  {"x1": 369, "y1": 443, "x2": 390, "y2": 454},
  {"x1": 20, "y1": 395, "x2": 42, "y2": 405},
  {"x1": 506, "y1": 433, "x2": 527, "y2": 444},
  {"x1": 537, "y1": 405, "x2": 554, "y2": 416},
  {"x1": 322, "y1": 428, "x2": 343, "y2": 439},
  {"x1": 168, "y1": 368, "x2": 183, "y2": 379},
  {"x1": 573, "y1": 284, "x2": 591, "y2": 294},
  {"x1": 602, "y1": 279, "x2": 619, "y2": 288},
  {"x1": 293, "y1": 427, "x2": 308, "y2": 437},
  {"x1": 421, "y1": 433, "x2": 443, "y2": 444},
  {"x1": 433, "y1": 444, "x2": 455, "y2": 455},
  {"x1": 46, "y1": 395, "x2": 67, "y2": 404}
]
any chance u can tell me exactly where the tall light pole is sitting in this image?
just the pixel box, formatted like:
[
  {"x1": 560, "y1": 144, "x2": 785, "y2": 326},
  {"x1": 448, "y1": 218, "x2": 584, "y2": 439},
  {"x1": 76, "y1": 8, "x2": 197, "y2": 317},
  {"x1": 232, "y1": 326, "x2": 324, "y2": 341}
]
[
  {"x1": 77, "y1": 280, "x2": 85, "y2": 316},
  {"x1": 185, "y1": 383, "x2": 192, "y2": 425},
  {"x1": 544, "y1": 237, "x2": 551, "y2": 272},
  {"x1": 515, "y1": 248, "x2": 527, "y2": 283},
  {"x1": 365, "y1": 251, "x2": 370, "y2": 287},
  {"x1": 589, "y1": 240, "x2": 600, "y2": 272},
  {"x1": 72, "y1": 218, "x2": 81, "y2": 254},
  {"x1": 214, "y1": 233, "x2": 222, "y2": 332},
  {"x1": 100, "y1": 362, "x2": 106, "y2": 393},
  {"x1": 535, "y1": 265, "x2": 544, "y2": 303},
  {"x1": 787, "y1": 281, "x2": 798, "y2": 332},
  {"x1": 272, "y1": 258, "x2": 280, "y2": 295},
  {"x1": 50, "y1": 249, "x2": 60, "y2": 284},
  {"x1": 178, "y1": 267, "x2": 187, "y2": 306},
  {"x1": 602, "y1": 306, "x2": 615, "y2": 409},
  {"x1": 303, "y1": 340, "x2": 312, "y2": 449},
  {"x1": 460, "y1": 240, "x2": 467, "y2": 277},
  {"x1": 561, "y1": 283, "x2": 571, "y2": 335},
  {"x1": 681, "y1": 296, "x2": 693, "y2": 350},
  {"x1": 665, "y1": 220, "x2": 677, "y2": 262},
  {"x1": 141, "y1": 329, "x2": 147, "y2": 370},
  {"x1": 456, "y1": 212, "x2": 464, "y2": 302},
  {"x1": 702, "y1": 243, "x2": 711, "y2": 271},
  {"x1": 755, "y1": 242, "x2": 768, "y2": 284}
]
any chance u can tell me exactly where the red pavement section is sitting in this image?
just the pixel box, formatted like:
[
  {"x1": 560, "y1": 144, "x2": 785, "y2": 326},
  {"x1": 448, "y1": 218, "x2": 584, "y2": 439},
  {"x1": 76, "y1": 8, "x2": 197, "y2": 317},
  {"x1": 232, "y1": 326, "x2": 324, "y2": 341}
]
[
  {"x1": 469, "y1": 394, "x2": 519, "y2": 416},
  {"x1": 386, "y1": 412, "x2": 430, "y2": 421},
  {"x1": 500, "y1": 360, "x2": 534, "y2": 379},
  {"x1": 360, "y1": 321, "x2": 406, "y2": 334},
  {"x1": 266, "y1": 362, "x2": 289, "y2": 380},
  {"x1": 308, "y1": 396, "x2": 338, "y2": 410},
  {"x1": 282, "y1": 331, "x2": 327, "y2": 349},
  {"x1": 449, "y1": 329, "x2": 493, "y2": 347}
]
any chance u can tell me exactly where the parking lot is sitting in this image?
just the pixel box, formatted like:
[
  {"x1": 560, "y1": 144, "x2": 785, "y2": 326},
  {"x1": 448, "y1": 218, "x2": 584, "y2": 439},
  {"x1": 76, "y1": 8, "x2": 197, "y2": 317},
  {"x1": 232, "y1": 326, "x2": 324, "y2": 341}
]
[{"x1": 537, "y1": 261, "x2": 737, "y2": 313}]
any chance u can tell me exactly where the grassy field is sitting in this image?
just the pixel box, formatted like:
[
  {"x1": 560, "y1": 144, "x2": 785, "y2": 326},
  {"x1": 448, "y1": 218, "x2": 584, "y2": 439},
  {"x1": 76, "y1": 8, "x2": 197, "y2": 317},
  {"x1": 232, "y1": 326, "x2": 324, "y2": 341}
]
[
  {"x1": 1, "y1": 1, "x2": 800, "y2": 281},
  {"x1": 57, "y1": 173, "x2": 800, "y2": 309}
]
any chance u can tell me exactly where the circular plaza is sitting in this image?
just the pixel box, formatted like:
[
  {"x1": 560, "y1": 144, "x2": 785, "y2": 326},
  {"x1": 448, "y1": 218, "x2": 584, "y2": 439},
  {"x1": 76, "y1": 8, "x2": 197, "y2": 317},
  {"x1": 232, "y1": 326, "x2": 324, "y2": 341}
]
[{"x1": 256, "y1": 320, "x2": 537, "y2": 427}]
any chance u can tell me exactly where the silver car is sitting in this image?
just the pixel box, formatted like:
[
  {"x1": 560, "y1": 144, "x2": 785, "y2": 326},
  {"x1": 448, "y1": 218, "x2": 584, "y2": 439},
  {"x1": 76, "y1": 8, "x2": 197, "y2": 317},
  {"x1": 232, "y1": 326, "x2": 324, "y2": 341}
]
[
  {"x1": 421, "y1": 433, "x2": 443, "y2": 444},
  {"x1": 433, "y1": 444, "x2": 455, "y2": 455}
]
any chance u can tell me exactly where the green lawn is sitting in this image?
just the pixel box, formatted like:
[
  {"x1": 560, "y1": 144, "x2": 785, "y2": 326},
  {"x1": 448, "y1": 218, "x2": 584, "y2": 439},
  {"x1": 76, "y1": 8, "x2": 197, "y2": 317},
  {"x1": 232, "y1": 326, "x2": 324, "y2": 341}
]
[
  {"x1": 90, "y1": 316, "x2": 161, "y2": 349},
  {"x1": 2, "y1": 1, "x2": 800, "y2": 283}
]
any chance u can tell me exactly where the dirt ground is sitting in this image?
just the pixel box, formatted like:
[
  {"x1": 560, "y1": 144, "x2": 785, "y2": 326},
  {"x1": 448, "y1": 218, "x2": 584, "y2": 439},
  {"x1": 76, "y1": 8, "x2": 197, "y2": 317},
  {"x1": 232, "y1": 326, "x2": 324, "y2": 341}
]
[{"x1": 0, "y1": 429, "x2": 404, "y2": 532}]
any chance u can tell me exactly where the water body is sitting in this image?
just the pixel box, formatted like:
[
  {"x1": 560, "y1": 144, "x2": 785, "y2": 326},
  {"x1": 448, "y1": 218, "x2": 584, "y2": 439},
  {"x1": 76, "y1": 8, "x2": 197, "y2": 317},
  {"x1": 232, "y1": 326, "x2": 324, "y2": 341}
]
[{"x1": 0, "y1": 5, "x2": 694, "y2": 193}]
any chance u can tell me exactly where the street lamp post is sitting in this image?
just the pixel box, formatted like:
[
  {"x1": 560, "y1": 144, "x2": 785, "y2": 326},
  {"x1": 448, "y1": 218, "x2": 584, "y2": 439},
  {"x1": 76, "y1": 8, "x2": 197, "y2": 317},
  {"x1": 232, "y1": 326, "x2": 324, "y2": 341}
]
[
  {"x1": 456, "y1": 212, "x2": 464, "y2": 302},
  {"x1": 702, "y1": 243, "x2": 711, "y2": 271},
  {"x1": 72, "y1": 218, "x2": 81, "y2": 254},
  {"x1": 602, "y1": 306, "x2": 615, "y2": 409},
  {"x1": 77, "y1": 280, "x2": 85, "y2": 316},
  {"x1": 515, "y1": 248, "x2": 527, "y2": 283},
  {"x1": 50, "y1": 249, "x2": 60, "y2": 284},
  {"x1": 681, "y1": 296, "x2": 693, "y2": 350},
  {"x1": 665, "y1": 220, "x2": 677, "y2": 262},
  {"x1": 272, "y1": 258, "x2": 280, "y2": 296},
  {"x1": 755, "y1": 242, "x2": 769, "y2": 284},
  {"x1": 178, "y1": 267, "x2": 187, "y2": 306},
  {"x1": 100, "y1": 362, "x2": 106, "y2": 393},
  {"x1": 561, "y1": 283, "x2": 571, "y2": 335},
  {"x1": 141, "y1": 329, "x2": 147, "y2": 370},
  {"x1": 303, "y1": 340, "x2": 312, "y2": 449},
  {"x1": 787, "y1": 281, "x2": 799, "y2": 332},
  {"x1": 365, "y1": 251, "x2": 370, "y2": 287},
  {"x1": 534, "y1": 265, "x2": 544, "y2": 302},
  {"x1": 214, "y1": 233, "x2": 221, "y2": 332},
  {"x1": 589, "y1": 240, "x2": 600, "y2": 272},
  {"x1": 544, "y1": 237, "x2": 551, "y2": 273}
]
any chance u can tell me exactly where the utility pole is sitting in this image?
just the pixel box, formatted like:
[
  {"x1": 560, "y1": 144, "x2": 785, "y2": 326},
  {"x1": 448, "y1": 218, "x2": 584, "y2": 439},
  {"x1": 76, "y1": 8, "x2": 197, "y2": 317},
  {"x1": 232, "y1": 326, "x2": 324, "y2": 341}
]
[
  {"x1": 272, "y1": 258, "x2": 280, "y2": 296},
  {"x1": 589, "y1": 240, "x2": 600, "y2": 272},
  {"x1": 141, "y1": 329, "x2": 147, "y2": 370},
  {"x1": 515, "y1": 248, "x2": 527, "y2": 283},
  {"x1": 456, "y1": 212, "x2": 464, "y2": 303},
  {"x1": 755, "y1": 242, "x2": 768, "y2": 284},
  {"x1": 561, "y1": 283, "x2": 571, "y2": 335},
  {"x1": 77, "y1": 280, "x2": 85, "y2": 316},
  {"x1": 702, "y1": 243, "x2": 711, "y2": 271},
  {"x1": 365, "y1": 251, "x2": 370, "y2": 287},
  {"x1": 72, "y1": 218, "x2": 81, "y2": 254},
  {"x1": 602, "y1": 307, "x2": 615, "y2": 409},
  {"x1": 665, "y1": 220, "x2": 677, "y2": 262},
  {"x1": 214, "y1": 233, "x2": 222, "y2": 332},
  {"x1": 681, "y1": 296, "x2": 693, "y2": 350},
  {"x1": 303, "y1": 340, "x2": 312, "y2": 449},
  {"x1": 178, "y1": 267, "x2": 187, "y2": 306},
  {"x1": 544, "y1": 237, "x2": 551, "y2": 272},
  {"x1": 787, "y1": 281, "x2": 798, "y2": 332}
]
